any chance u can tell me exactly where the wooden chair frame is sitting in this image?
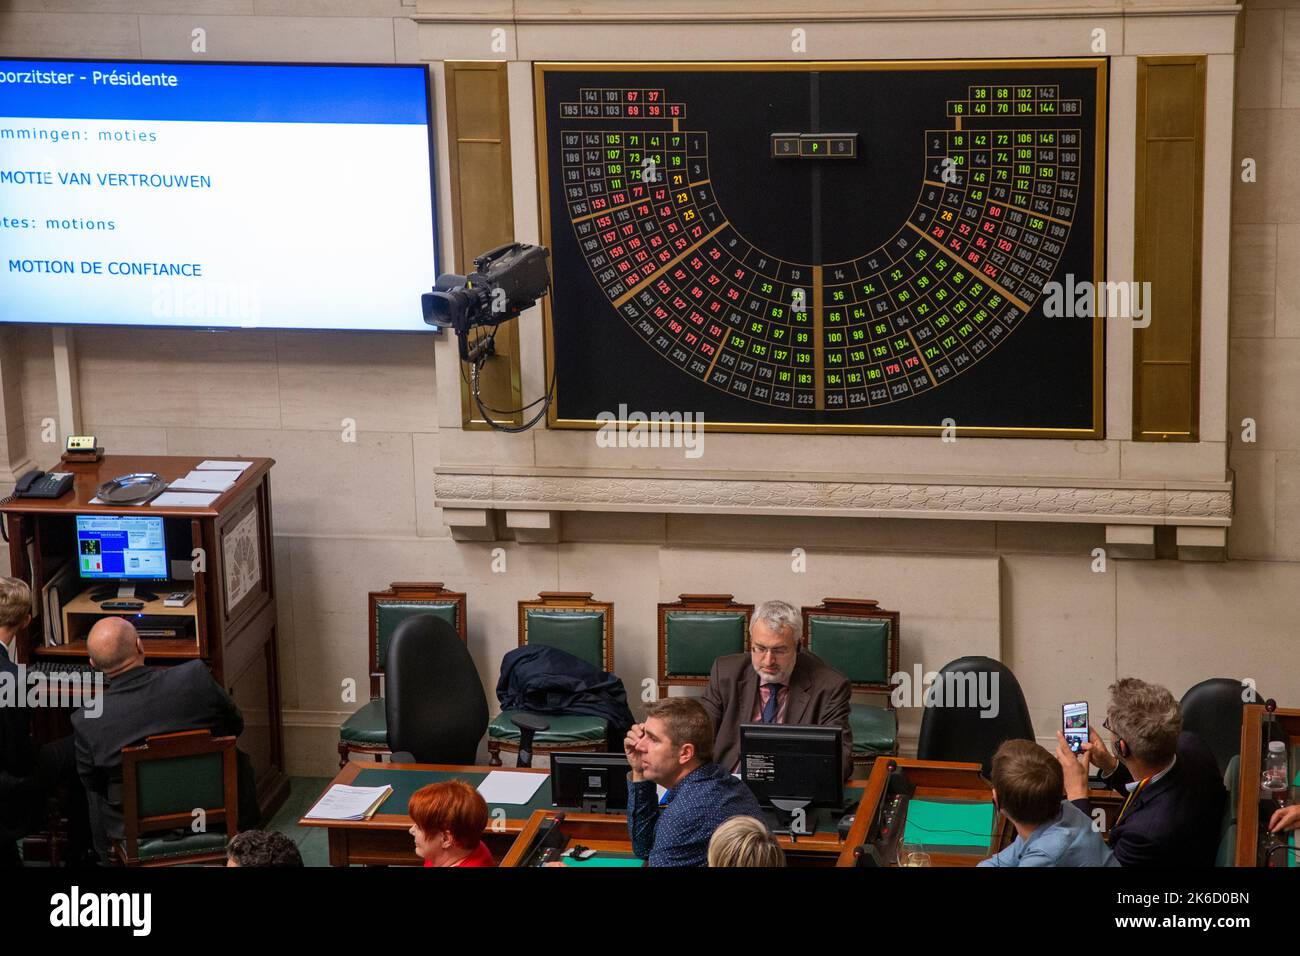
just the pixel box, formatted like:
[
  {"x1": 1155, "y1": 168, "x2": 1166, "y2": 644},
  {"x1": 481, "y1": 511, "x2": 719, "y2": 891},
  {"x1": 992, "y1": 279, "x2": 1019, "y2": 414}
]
[
  {"x1": 489, "y1": 592, "x2": 614, "y2": 767},
  {"x1": 656, "y1": 593, "x2": 754, "y2": 696},
  {"x1": 338, "y1": 581, "x2": 468, "y2": 767},
  {"x1": 116, "y1": 730, "x2": 238, "y2": 867},
  {"x1": 800, "y1": 597, "x2": 902, "y2": 768}
]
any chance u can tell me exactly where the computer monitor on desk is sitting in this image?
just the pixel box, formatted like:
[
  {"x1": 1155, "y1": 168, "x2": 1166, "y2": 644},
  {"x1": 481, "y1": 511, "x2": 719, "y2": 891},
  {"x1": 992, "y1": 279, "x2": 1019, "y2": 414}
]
[
  {"x1": 550, "y1": 752, "x2": 630, "y2": 814},
  {"x1": 740, "y1": 723, "x2": 844, "y2": 835},
  {"x1": 75, "y1": 515, "x2": 169, "y2": 601}
]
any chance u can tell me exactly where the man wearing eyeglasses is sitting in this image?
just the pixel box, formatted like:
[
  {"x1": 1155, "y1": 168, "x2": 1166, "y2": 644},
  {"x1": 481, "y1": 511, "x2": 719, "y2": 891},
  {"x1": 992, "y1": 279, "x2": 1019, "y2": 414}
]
[
  {"x1": 1054, "y1": 678, "x2": 1225, "y2": 867},
  {"x1": 700, "y1": 600, "x2": 853, "y2": 781}
]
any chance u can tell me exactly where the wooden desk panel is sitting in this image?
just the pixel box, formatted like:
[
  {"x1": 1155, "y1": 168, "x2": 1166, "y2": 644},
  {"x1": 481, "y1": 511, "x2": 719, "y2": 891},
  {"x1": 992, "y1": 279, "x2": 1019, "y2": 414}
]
[
  {"x1": 500, "y1": 810, "x2": 636, "y2": 867},
  {"x1": 837, "y1": 757, "x2": 1012, "y2": 867},
  {"x1": 1236, "y1": 704, "x2": 1300, "y2": 867}
]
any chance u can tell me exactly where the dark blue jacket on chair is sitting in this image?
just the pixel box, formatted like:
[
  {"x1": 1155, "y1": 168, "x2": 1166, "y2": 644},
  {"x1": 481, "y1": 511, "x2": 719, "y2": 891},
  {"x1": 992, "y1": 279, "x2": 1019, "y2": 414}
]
[{"x1": 495, "y1": 644, "x2": 634, "y2": 743}]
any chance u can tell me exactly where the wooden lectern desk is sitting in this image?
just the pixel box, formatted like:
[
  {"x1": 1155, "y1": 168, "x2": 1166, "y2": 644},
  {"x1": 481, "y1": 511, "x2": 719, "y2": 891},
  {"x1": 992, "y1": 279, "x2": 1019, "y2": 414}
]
[{"x1": 1, "y1": 454, "x2": 288, "y2": 818}]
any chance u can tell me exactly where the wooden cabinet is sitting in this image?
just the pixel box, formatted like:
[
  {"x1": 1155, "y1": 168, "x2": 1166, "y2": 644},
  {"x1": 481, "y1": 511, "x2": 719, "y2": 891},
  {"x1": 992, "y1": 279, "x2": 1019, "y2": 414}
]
[{"x1": 1, "y1": 455, "x2": 288, "y2": 819}]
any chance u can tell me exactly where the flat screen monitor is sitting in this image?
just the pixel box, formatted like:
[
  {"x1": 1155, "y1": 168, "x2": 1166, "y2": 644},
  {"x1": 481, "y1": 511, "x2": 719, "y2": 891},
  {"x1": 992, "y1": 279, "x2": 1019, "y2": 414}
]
[
  {"x1": 739, "y1": 723, "x2": 843, "y2": 810},
  {"x1": 75, "y1": 514, "x2": 168, "y2": 580},
  {"x1": 1, "y1": 58, "x2": 438, "y2": 331},
  {"x1": 549, "y1": 752, "x2": 630, "y2": 813}
]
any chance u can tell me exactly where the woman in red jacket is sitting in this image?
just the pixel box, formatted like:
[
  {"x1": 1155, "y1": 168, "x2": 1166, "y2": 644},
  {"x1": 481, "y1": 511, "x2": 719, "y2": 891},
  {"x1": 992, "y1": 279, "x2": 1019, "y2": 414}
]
[{"x1": 408, "y1": 780, "x2": 495, "y2": 867}]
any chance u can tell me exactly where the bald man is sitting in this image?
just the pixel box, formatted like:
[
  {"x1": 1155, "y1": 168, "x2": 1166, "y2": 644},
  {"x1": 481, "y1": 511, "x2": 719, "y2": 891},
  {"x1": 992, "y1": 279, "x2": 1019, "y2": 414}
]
[{"x1": 72, "y1": 617, "x2": 245, "y2": 859}]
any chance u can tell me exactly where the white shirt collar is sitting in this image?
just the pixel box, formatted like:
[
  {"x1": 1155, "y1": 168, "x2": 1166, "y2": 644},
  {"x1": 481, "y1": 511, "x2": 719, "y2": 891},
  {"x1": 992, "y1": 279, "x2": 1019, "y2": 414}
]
[{"x1": 1125, "y1": 754, "x2": 1176, "y2": 792}]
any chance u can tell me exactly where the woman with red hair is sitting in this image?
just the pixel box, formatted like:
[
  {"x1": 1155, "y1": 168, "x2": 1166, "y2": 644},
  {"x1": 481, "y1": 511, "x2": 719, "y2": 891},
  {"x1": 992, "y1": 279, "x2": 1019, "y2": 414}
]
[{"x1": 407, "y1": 780, "x2": 494, "y2": 867}]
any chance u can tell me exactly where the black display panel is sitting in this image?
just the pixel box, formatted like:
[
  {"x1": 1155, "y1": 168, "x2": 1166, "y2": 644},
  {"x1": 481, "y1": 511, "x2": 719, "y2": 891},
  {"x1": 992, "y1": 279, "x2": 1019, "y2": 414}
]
[{"x1": 537, "y1": 60, "x2": 1107, "y2": 437}]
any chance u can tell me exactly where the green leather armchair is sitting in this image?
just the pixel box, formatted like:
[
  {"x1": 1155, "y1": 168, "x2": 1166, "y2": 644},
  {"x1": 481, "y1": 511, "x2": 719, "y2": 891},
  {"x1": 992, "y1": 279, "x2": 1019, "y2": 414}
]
[
  {"x1": 801, "y1": 598, "x2": 901, "y2": 768},
  {"x1": 656, "y1": 593, "x2": 753, "y2": 696},
  {"x1": 116, "y1": 730, "x2": 237, "y2": 867},
  {"x1": 488, "y1": 592, "x2": 615, "y2": 766},
  {"x1": 338, "y1": 582, "x2": 467, "y2": 767}
]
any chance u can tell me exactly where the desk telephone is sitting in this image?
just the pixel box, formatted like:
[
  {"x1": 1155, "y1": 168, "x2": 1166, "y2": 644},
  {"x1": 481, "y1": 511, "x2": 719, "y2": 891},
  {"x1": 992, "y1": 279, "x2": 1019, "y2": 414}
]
[{"x1": 14, "y1": 469, "x2": 75, "y2": 499}]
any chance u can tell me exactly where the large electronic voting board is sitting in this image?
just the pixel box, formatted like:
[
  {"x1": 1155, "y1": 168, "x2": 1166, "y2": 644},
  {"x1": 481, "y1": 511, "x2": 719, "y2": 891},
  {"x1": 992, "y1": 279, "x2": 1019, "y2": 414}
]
[{"x1": 536, "y1": 61, "x2": 1108, "y2": 437}]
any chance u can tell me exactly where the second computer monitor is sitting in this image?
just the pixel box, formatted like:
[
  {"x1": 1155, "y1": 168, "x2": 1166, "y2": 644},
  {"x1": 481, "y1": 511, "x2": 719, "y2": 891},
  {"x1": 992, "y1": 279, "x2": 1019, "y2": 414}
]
[
  {"x1": 549, "y1": 752, "x2": 630, "y2": 814},
  {"x1": 75, "y1": 514, "x2": 169, "y2": 581},
  {"x1": 739, "y1": 723, "x2": 844, "y2": 810}
]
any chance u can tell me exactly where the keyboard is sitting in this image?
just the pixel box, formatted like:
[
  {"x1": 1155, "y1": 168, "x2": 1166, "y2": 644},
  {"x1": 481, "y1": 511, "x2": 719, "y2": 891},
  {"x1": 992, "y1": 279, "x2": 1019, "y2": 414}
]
[{"x1": 26, "y1": 660, "x2": 96, "y2": 678}]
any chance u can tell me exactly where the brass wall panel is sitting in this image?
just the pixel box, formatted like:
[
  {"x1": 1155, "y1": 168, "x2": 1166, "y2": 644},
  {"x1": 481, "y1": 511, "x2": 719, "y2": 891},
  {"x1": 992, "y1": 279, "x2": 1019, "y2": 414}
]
[
  {"x1": 446, "y1": 60, "x2": 522, "y2": 428},
  {"x1": 1133, "y1": 56, "x2": 1204, "y2": 441}
]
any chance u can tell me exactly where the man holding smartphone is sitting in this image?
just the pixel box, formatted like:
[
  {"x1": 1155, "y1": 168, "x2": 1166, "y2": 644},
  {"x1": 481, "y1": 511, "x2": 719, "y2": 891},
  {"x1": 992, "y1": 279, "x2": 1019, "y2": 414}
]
[{"x1": 1054, "y1": 678, "x2": 1224, "y2": 867}]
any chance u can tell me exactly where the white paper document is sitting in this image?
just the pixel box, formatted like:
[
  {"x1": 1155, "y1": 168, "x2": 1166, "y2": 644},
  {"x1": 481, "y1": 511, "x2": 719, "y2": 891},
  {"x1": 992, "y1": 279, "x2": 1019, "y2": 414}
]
[
  {"x1": 303, "y1": 784, "x2": 394, "y2": 821},
  {"x1": 152, "y1": 491, "x2": 221, "y2": 508},
  {"x1": 168, "y1": 470, "x2": 240, "y2": 493},
  {"x1": 196, "y1": 460, "x2": 254, "y2": 473},
  {"x1": 475, "y1": 771, "x2": 548, "y2": 805}
]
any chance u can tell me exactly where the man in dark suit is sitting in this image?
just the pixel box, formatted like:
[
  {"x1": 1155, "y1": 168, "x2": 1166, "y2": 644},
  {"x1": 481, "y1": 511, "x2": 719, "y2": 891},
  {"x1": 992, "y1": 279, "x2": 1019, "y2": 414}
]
[
  {"x1": 1056, "y1": 677, "x2": 1225, "y2": 867},
  {"x1": 0, "y1": 579, "x2": 40, "y2": 866},
  {"x1": 72, "y1": 616, "x2": 246, "y2": 859},
  {"x1": 1, "y1": 576, "x2": 90, "y2": 866},
  {"x1": 700, "y1": 600, "x2": 853, "y2": 780}
]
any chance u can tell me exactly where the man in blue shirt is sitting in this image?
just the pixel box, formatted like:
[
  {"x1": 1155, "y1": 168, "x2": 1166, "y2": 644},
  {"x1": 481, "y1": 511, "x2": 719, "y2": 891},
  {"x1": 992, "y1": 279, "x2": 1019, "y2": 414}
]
[
  {"x1": 980, "y1": 739, "x2": 1117, "y2": 867},
  {"x1": 624, "y1": 697, "x2": 765, "y2": 866}
]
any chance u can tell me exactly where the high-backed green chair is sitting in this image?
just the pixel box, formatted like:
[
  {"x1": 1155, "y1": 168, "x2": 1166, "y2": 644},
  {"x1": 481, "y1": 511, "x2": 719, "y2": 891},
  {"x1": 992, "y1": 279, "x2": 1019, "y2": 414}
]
[
  {"x1": 116, "y1": 730, "x2": 238, "y2": 867},
  {"x1": 657, "y1": 594, "x2": 753, "y2": 696},
  {"x1": 801, "y1": 598, "x2": 900, "y2": 768},
  {"x1": 338, "y1": 582, "x2": 468, "y2": 767},
  {"x1": 488, "y1": 592, "x2": 615, "y2": 767}
]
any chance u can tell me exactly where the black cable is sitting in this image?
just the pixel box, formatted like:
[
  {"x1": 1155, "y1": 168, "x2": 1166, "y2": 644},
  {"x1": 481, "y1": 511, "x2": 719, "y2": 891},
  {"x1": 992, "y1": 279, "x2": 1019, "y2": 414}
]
[
  {"x1": 470, "y1": 344, "x2": 557, "y2": 433},
  {"x1": 456, "y1": 326, "x2": 555, "y2": 417}
]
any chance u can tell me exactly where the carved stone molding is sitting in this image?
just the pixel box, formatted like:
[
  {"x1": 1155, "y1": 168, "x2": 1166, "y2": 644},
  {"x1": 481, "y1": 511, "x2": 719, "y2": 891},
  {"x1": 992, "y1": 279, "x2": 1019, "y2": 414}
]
[
  {"x1": 415, "y1": 0, "x2": 1239, "y2": 26},
  {"x1": 434, "y1": 468, "x2": 1232, "y2": 526}
]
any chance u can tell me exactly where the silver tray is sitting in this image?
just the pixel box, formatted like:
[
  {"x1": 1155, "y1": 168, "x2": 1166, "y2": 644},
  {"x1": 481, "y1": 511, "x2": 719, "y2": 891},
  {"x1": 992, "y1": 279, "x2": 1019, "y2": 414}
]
[{"x1": 96, "y1": 472, "x2": 167, "y2": 504}]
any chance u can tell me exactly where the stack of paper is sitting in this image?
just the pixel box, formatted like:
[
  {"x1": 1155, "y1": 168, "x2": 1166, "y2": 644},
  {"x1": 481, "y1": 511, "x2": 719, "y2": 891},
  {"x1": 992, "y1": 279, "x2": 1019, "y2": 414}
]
[
  {"x1": 475, "y1": 771, "x2": 548, "y2": 805},
  {"x1": 196, "y1": 460, "x2": 254, "y2": 473},
  {"x1": 303, "y1": 784, "x2": 394, "y2": 821},
  {"x1": 168, "y1": 470, "x2": 241, "y2": 494},
  {"x1": 152, "y1": 491, "x2": 222, "y2": 508}
]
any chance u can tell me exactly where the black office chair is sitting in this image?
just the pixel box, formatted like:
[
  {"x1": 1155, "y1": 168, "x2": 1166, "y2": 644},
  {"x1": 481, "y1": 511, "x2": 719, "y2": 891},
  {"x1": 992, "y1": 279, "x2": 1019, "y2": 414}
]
[
  {"x1": 385, "y1": 614, "x2": 488, "y2": 764},
  {"x1": 509, "y1": 713, "x2": 550, "y2": 768},
  {"x1": 1180, "y1": 677, "x2": 1265, "y2": 777},
  {"x1": 915, "y1": 656, "x2": 1035, "y2": 778}
]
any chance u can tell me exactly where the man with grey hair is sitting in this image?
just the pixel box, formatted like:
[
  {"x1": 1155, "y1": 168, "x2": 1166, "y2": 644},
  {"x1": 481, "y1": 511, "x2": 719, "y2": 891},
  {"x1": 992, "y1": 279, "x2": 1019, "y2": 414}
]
[
  {"x1": 700, "y1": 599, "x2": 853, "y2": 780},
  {"x1": 72, "y1": 617, "x2": 247, "y2": 860},
  {"x1": 1054, "y1": 677, "x2": 1224, "y2": 867}
]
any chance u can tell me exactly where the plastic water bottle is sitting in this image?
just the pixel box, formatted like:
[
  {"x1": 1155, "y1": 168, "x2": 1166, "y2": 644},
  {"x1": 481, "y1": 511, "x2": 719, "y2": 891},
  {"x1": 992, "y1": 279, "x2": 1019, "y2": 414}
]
[{"x1": 1262, "y1": 740, "x2": 1289, "y2": 792}]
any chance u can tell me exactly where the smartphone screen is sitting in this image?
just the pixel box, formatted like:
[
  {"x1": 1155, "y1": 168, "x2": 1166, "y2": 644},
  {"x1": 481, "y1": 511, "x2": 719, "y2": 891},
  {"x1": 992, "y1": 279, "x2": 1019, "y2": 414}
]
[{"x1": 1063, "y1": 701, "x2": 1089, "y2": 753}]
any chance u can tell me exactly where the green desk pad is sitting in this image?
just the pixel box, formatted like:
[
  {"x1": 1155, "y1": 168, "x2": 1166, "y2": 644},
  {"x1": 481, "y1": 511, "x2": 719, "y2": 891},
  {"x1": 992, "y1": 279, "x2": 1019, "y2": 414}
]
[
  {"x1": 901, "y1": 797, "x2": 995, "y2": 851},
  {"x1": 354, "y1": 768, "x2": 553, "y2": 817}
]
